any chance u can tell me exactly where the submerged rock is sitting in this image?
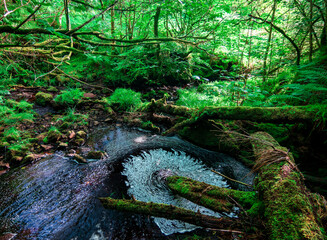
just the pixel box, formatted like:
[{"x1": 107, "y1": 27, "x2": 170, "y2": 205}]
[
  {"x1": 73, "y1": 154, "x2": 87, "y2": 163},
  {"x1": 87, "y1": 151, "x2": 105, "y2": 159}
]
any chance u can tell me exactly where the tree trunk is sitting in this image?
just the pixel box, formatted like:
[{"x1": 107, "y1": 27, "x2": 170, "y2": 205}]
[
  {"x1": 263, "y1": 0, "x2": 277, "y2": 82},
  {"x1": 251, "y1": 131, "x2": 326, "y2": 239}
]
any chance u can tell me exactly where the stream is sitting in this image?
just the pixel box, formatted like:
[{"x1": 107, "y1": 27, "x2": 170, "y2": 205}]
[{"x1": 0, "y1": 126, "x2": 254, "y2": 240}]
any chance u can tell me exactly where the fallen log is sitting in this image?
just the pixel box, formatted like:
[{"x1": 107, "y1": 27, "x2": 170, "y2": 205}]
[
  {"x1": 99, "y1": 197, "x2": 243, "y2": 230},
  {"x1": 251, "y1": 131, "x2": 327, "y2": 240},
  {"x1": 144, "y1": 99, "x2": 325, "y2": 124},
  {"x1": 166, "y1": 176, "x2": 257, "y2": 213}
]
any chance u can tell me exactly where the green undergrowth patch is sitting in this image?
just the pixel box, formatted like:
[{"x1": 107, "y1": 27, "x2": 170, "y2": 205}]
[
  {"x1": 54, "y1": 88, "x2": 86, "y2": 106},
  {"x1": 56, "y1": 108, "x2": 88, "y2": 130},
  {"x1": 0, "y1": 97, "x2": 35, "y2": 127},
  {"x1": 104, "y1": 88, "x2": 144, "y2": 111},
  {"x1": 176, "y1": 79, "x2": 271, "y2": 109}
]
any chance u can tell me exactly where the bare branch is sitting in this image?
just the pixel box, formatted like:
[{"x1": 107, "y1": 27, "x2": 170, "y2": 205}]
[
  {"x1": 249, "y1": 14, "x2": 301, "y2": 65},
  {"x1": 65, "y1": 0, "x2": 118, "y2": 35},
  {"x1": 15, "y1": 0, "x2": 46, "y2": 31}
]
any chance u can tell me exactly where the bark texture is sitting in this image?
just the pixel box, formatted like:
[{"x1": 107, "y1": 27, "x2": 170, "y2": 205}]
[{"x1": 251, "y1": 131, "x2": 327, "y2": 240}]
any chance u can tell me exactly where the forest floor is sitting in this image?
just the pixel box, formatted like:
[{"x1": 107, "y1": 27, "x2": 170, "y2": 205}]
[
  {"x1": 1, "y1": 84, "x2": 327, "y2": 239},
  {"x1": 0, "y1": 85, "x2": 179, "y2": 174}
]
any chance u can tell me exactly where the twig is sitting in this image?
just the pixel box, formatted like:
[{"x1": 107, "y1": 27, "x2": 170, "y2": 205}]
[
  {"x1": 34, "y1": 61, "x2": 63, "y2": 81},
  {"x1": 211, "y1": 169, "x2": 252, "y2": 187}
]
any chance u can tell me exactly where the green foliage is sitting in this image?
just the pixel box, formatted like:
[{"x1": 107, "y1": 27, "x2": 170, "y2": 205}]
[
  {"x1": 54, "y1": 88, "x2": 85, "y2": 106},
  {"x1": 105, "y1": 88, "x2": 143, "y2": 111},
  {"x1": 3, "y1": 127, "x2": 21, "y2": 141},
  {"x1": 56, "y1": 108, "x2": 88, "y2": 129},
  {"x1": 268, "y1": 57, "x2": 327, "y2": 106},
  {"x1": 177, "y1": 79, "x2": 270, "y2": 108},
  {"x1": 0, "y1": 98, "x2": 34, "y2": 127}
]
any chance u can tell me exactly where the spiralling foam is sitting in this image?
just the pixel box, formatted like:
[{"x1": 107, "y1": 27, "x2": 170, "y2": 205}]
[{"x1": 122, "y1": 149, "x2": 237, "y2": 235}]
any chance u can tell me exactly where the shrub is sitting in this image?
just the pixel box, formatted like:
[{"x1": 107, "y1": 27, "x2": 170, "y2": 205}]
[{"x1": 106, "y1": 88, "x2": 143, "y2": 111}]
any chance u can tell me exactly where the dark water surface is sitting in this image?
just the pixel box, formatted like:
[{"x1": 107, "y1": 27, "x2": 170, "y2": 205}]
[{"x1": 0, "y1": 126, "x2": 254, "y2": 240}]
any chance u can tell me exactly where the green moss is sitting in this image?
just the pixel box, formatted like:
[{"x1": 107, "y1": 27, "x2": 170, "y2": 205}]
[
  {"x1": 54, "y1": 88, "x2": 85, "y2": 106},
  {"x1": 56, "y1": 108, "x2": 88, "y2": 129},
  {"x1": 47, "y1": 127, "x2": 62, "y2": 143},
  {"x1": 140, "y1": 121, "x2": 160, "y2": 132},
  {"x1": 105, "y1": 88, "x2": 143, "y2": 111},
  {"x1": 3, "y1": 127, "x2": 21, "y2": 141},
  {"x1": 35, "y1": 92, "x2": 53, "y2": 106},
  {"x1": 46, "y1": 86, "x2": 58, "y2": 92},
  {"x1": 246, "y1": 201, "x2": 264, "y2": 217}
]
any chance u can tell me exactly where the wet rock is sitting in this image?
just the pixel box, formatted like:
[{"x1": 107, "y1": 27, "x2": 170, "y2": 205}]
[
  {"x1": 35, "y1": 92, "x2": 53, "y2": 106},
  {"x1": 86, "y1": 151, "x2": 105, "y2": 159},
  {"x1": 73, "y1": 154, "x2": 87, "y2": 164}
]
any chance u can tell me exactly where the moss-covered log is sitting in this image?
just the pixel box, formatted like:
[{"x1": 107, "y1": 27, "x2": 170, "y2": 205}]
[
  {"x1": 145, "y1": 99, "x2": 325, "y2": 124},
  {"x1": 251, "y1": 132, "x2": 327, "y2": 240},
  {"x1": 99, "y1": 197, "x2": 242, "y2": 230},
  {"x1": 166, "y1": 176, "x2": 257, "y2": 213}
]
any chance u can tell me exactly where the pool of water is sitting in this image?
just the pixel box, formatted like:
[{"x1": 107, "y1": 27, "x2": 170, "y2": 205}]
[{"x1": 0, "y1": 126, "x2": 254, "y2": 240}]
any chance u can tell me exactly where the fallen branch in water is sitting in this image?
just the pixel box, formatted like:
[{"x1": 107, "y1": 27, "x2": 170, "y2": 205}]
[{"x1": 99, "y1": 197, "x2": 243, "y2": 230}]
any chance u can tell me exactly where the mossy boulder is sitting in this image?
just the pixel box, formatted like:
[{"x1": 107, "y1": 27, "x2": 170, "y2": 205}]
[
  {"x1": 87, "y1": 151, "x2": 105, "y2": 159},
  {"x1": 35, "y1": 92, "x2": 53, "y2": 106},
  {"x1": 46, "y1": 86, "x2": 58, "y2": 92},
  {"x1": 47, "y1": 128, "x2": 62, "y2": 143}
]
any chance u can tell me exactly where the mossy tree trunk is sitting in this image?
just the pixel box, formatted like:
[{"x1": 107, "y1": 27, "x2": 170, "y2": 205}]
[
  {"x1": 251, "y1": 132, "x2": 327, "y2": 239},
  {"x1": 99, "y1": 197, "x2": 243, "y2": 230},
  {"x1": 144, "y1": 99, "x2": 325, "y2": 124},
  {"x1": 166, "y1": 176, "x2": 257, "y2": 214}
]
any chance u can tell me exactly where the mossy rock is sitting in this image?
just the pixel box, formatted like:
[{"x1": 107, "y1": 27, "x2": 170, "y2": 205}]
[
  {"x1": 47, "y1": 86, "x2": 58, "y2": 92},
  {"x1": 47, "y1": 129, "x2": 62, "y2": 143},
  {"x1": 35, "y1": 92, "x2": 53, "y2": 106},
  {"x1": 73, "y1": 154, "x2": 87, "y2": 163},
  {"x1": 76, "y1": 131, "x2": 87, "y2": 138},
  {"x1": 87, "y1": 151, "x2": 105, "y2": 159},
  {"x1": 74, "y1": 138, "x2": 85, "y2": 145}
]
